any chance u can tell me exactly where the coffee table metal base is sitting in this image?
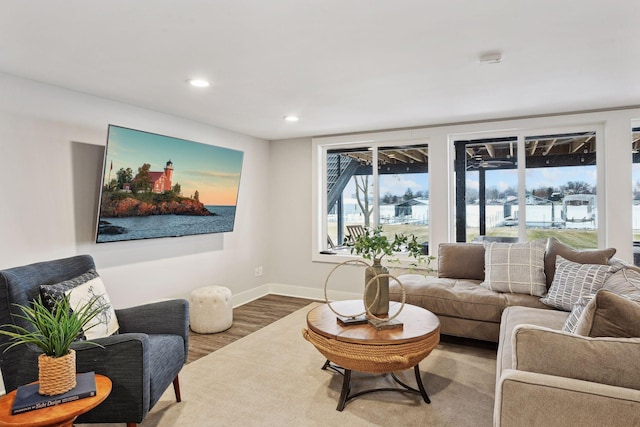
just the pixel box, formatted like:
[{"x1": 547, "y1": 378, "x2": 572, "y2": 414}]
[{"x1": 321, "y1": 360, "x2": 431, "y2": 411}]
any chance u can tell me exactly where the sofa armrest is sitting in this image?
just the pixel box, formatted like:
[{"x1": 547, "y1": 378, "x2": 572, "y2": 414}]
[
  {"x1": 73, "y1": 333, "x2": 151, "y2": 423},
  {"x1": 116, "y1": 298, "x2": 189, "y2": 353},
  {"x1": 512, "y1": 324, "x2": 640, "y2": 390},
  {"x1": 495, "y1": 369, "x2": 640, "y2": 427}
]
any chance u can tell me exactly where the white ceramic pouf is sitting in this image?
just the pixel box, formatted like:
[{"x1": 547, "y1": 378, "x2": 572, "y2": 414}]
[{"x1": 189, "y1": 286, "x2": 233, "y2": 333}]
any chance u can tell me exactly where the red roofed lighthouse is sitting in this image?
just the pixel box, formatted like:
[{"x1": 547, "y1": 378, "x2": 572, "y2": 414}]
[{"x1": 148, "y1": 160, "x2": 173, "y2": 193}]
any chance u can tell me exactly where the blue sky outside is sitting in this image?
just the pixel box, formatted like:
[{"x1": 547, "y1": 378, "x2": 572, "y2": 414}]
[
  {"x1": 467, "y1": 165, "x2": 597, "y2": 193},
  {"x1": 343, "y1": 173, "x2": 430, "y2": 201},
  {"x1": 104, "y1": 126, "x2": 243, "y2": 206},
  {"x1": 380, "y1": 173, "x2": 429, "y2": 197}
]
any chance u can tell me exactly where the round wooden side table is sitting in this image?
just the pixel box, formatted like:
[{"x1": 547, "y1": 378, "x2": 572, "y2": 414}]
[
  {"x1": 0, "y1": 374, "x2": 112, "y2": 427},
  {"x1": 303, "y1": 300, "x2": 440, "y2": 411}
]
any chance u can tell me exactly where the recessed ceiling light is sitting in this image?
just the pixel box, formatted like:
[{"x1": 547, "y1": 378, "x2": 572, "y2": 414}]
[
  {"x1": 187, "y1": 78, "x2": 211, "y2": 88},
  {"x1": 284, "y1": 115, "x2": 300, "y2": 122}
]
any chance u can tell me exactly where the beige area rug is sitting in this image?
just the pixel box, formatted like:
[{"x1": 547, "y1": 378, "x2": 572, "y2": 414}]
[{"x1": 80, "y1": 303, "x2": 497, "y2": 427}]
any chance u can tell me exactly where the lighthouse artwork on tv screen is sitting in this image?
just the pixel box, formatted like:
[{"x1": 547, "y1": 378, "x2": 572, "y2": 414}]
[{"x1": 96, "y1": 125, "x2": 244, "y2": 243}]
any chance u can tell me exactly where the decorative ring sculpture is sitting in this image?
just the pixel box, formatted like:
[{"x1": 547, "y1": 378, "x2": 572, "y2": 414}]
[
  {"x1": 363, "y1": 272, "x2": 406, "y2": 322},
  {"x1": 323, "y1": 259, "x2": 406, "y2": 322}
]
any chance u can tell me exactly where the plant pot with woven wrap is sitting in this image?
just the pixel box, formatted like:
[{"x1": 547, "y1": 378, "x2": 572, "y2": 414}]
[
  {"x1": 38, "y1": 349, "x2": 77, "y2": 395},
  {"x1": 0, "y1": 294, "x2": 104, "y2": 395}
]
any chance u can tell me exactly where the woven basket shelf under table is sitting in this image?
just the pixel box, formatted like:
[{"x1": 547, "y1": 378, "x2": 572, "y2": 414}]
[{"x1": 303, "y1": 300, "x2": 441, "y2": 410}]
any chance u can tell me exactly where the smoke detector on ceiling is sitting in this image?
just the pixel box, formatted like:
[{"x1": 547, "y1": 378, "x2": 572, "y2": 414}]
[{"x1": 479, "y1": 52, "x2": 502, "y2": 64}]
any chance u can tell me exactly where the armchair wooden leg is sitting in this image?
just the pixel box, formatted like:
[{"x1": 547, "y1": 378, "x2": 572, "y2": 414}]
[
  {"x1": 126, "y1": 423, "x2": 137, "y2": 427},
  {"x1": 173, "y1": 376, "x2": 182, "y2": 402}
]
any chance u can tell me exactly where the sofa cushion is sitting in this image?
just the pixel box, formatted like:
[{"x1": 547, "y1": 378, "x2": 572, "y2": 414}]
[
  {"x1": 575, "y1": 289, "x2": 640, "y2": 337},
  {"x1": 512, "y1": 324, "x2": 640, "y2": 391},
  {"x1": 497, "y1": 306, "x2": 568, "y2": 377},
  {"x1": 481, "y1": 240, "x2": 547, "y2": 297},
  {"x1": 603, "y1": 268, "x2": 640, "y2": 301},
  {"x1": 544, "y1": 237, "x2": 616, "y2": 288},
  {"x1": 437, "y1": 243, "x2": 485, "y2": 281},
  {"x1": 502, "y1": 292, "x2": 551, "y2": 310},
  {"x1": 391, "y1": 275, "x2": 503, "y2": 322},
  {"x1": 540, "y1": 256, "x2": 621, "y2": 311}
]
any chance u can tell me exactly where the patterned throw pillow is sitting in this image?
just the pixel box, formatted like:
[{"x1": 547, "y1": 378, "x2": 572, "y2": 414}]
[
  {"x1": 562, "y1": 295, "x2": 594, "y2": 333},
  {"x1": 544, "y1": 237, "x2": 616, "y2": 288},
  {"x1": 39, "y1": 270, "x2": 119, "y2": 340},
  {"x1": 65, "y1": 277, "x2": 119, "y2": 340},
  {"x1": 603, "y1": 268, "x2": 640, "y2": 302},
  {"x1": 540, "y1": 256, "x2": 621, "y2": 311},
  {"x1": 481, "y1": 240, "x2": 547, "y2": 296},
  {"x1": 40, "y1": 270, "x2": 99, "y2": 311}
]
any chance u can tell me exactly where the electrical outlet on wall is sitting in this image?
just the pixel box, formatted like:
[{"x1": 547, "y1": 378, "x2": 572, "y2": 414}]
[{"x1": 254, "y1": 266, "x2": 263, "y2": 277}]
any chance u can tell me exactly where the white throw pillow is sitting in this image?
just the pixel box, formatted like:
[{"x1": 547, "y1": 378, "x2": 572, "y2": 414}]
[
  {"x1": 65, "y1": 277, "x2": 119, "y2": 340},
  {"x1": 540, "y1": 256, "x2": 621, "y2": 311},
  {"x1": 481, "y1": 240, "x2": 547, "y2": 296}
]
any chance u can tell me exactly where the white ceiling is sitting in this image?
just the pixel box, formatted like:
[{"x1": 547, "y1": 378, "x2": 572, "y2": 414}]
[{"x1": 2, "y1": 1, "x2": 639, "y2": 141}]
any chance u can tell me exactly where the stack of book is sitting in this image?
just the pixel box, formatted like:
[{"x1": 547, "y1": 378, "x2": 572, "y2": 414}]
[{"x1": 11, "y1": 371, "x2": 97, "y2": 415}]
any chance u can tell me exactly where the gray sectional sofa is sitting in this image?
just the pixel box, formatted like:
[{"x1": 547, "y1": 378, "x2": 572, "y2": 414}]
[
  {"x1": 390, "y1": 238, "x2": 640, "y2": 426},
  {"x1": 494, "y1": 290, "x2": 640, "y2": 426},
  {"x1": 391, "y1": 242, "x2": 550, "y2": 342}
]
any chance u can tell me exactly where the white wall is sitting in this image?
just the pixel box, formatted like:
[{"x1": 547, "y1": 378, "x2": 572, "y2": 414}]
[
  {"x1": 268, "y1": 138, "x2": 363, "y2": 300},
  {"x1": 0, "y1": 72, "x2": 271, "y2": 308},
  {"x1": 269, "y1": 109, "x2": 640, "y2": 297},
  {"x1": 2, "y1": 70, "x2": 639, "y2": 307}
]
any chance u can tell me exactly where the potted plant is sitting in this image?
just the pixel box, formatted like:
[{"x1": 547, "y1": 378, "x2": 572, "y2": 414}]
[
  {"x1": 0, "y1": 295, "x2": 104, "y2": 395},
  {"x1": 346, "y1": 226, "x2": 432, "y2": 316}
]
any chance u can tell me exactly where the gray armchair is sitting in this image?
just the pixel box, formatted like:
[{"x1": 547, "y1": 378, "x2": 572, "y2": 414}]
[{"x1": 0, "y1": 255, "x2": 189, "y2": 426}]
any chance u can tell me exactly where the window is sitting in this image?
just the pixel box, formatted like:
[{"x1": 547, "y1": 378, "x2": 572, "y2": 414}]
[
  {"x1": 323, "y1": 142, "x2": 429, "y2": 253},
  {"x1": 454, "y1": 130, "x2": 599, "y2": 248},
  {"x1": 377, "y1": 145, "x2": 429, "y2": 249},
  {"x1": 454, "y1": 137, "x2": 517, "y2": 243},
  {"x1": 632, "y1": 126, "x2": 640, "y2": 266},
  {"x1": 524, "y1": 132, "x2": 597, "y2": 249}
]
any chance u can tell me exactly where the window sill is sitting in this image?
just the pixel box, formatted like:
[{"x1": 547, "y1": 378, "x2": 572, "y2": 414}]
[{"x1": 312, "y1": 248, "x2": 435, "y2": 273}]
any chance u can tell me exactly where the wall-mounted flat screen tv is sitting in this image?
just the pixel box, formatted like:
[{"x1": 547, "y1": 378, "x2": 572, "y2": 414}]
[{"x1": 96, "y1": 125, "x2": 244, "y2": 243}]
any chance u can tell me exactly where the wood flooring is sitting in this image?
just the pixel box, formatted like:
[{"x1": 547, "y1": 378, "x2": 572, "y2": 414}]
[{"x1": 187, "y1": 294, "x2": 317, "y2": 364}]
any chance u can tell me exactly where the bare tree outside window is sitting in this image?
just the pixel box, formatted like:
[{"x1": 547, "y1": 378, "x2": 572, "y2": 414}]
[{"x1": 354, "y1": 175, "x2": 373, "y2": 227}]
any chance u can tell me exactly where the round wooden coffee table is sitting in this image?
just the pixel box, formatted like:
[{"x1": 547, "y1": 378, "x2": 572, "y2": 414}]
[
  {"x1": 304, "y1": 300, "x2": 440, "y2": 411},
  {"x1": 0, "y1": 374, "x2": 112, "y2": 427}
]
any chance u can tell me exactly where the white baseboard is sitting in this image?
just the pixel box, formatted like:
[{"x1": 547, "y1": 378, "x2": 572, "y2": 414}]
[
  {"x1": 231, "y1": 284, "x2": 271, "y2": 308},
  {"x1": 231, "y1": 283, "x2": 361, "y2": 307}
]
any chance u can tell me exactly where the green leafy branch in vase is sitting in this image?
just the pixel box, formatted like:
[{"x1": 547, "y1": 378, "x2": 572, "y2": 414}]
[{"x1": 345, "y1": 226, "x2": 435, "y2": 270}]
